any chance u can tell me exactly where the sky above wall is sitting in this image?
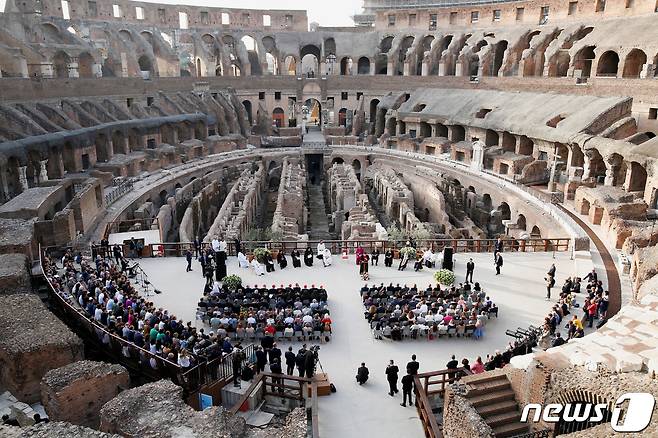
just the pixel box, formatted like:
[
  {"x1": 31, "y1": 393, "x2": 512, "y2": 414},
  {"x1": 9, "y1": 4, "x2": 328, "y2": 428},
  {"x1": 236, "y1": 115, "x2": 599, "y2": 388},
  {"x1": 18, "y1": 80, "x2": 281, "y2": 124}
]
[{"x1": 139, "y1": 0, "x2": 360, "y2": 28}]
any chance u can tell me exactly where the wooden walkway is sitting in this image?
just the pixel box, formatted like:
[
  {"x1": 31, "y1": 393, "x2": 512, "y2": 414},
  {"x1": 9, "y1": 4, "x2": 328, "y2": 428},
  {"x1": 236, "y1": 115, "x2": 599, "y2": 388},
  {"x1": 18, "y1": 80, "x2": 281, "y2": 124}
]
[{"x1": 557, "y1": 205, "x2": 622, "y2": 316}]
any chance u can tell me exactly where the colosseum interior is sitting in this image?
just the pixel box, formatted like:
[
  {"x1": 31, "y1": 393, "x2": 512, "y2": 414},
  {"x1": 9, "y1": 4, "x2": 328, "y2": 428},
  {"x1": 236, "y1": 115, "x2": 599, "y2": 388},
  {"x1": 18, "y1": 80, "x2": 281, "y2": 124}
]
[{"x1": 0, "y1": 0, "x2": 657, "y2": 436}]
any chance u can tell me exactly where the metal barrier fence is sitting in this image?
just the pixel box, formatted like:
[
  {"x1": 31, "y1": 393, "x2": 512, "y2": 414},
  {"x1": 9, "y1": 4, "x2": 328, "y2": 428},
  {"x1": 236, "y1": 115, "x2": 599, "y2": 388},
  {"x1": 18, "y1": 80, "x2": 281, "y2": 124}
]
[
  {"x1": 105, "y1": 179, "x2": 134, "y2": 206},
  {"x1": 93, "y1": 237, "x2": 570, "y2": 259}
]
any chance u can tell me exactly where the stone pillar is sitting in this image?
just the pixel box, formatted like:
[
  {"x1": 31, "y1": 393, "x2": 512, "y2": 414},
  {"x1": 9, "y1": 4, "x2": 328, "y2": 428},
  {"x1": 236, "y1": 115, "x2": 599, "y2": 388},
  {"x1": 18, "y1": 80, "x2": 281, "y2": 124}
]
[
  {"x1": 92, "y1": 63, "x2": 103, "y2": 78},
  {"x1": 471, "y1": 140, "x2": 485, "y2": 172},
  {"x1": 18, "y1": 166, "x2": 29, "y2": 192},
  {"x1": 0, "y1": 169, "x2": 9, "y2": 200},
  {"x1": 67, "y1": 62, "x2": 79, "y2": 78},
  {"x1": 40, "y1": 63, "x2": 54, "y2": 78},
  {"x1": 421, "y1": 60, "x2": 429, "y2": 76},
  {"x1": 39, "y1": 160, "x2": 49, "y2": 182},
  {"x1": 438, "y1": 61, "x2": 446, "y2": 76},
  {"x1": 604, "y1": 166, "x2": 616, "y2": 186},
  {"x1": 387, "y1": 60, "x2": 394, "y2": 76},
  {"x1": 120, "y1": 52, "x2": 129, "y2": 78}
]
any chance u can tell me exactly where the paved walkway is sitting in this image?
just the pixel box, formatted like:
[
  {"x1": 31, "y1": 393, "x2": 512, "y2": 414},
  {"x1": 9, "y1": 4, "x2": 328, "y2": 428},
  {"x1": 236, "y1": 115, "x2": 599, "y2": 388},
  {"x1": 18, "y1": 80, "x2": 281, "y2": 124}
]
[{"x1": 137, "y1": 250, "x2": 582, "y2": 438}]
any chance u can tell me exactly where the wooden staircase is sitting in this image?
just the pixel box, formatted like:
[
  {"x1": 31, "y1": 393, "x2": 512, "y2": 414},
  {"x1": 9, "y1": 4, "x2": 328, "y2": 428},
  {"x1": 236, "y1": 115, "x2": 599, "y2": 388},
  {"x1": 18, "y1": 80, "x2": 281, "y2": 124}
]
[{"x1": 463, "y1": 373, "x2": 530, "y2": 438}]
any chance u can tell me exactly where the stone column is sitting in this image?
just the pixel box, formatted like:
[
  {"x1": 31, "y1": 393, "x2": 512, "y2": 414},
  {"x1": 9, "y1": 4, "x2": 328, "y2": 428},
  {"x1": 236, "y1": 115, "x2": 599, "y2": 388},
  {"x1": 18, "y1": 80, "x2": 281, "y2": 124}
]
[
  {"x1": 604, "y1": 165, "x2": 616, "y2": 186},
  {"x1": 39, "y1": 160, "x2": 49, "y2": 182},
  {"x1": 18, "y1": 166, "x2": 29, "y2": 192},
  {"x1": 470, "y1": 140, "x2": 485, "y2": 172},
  {"x1": 0, "y1": 169, "x2": 9, "y2": 200},
  {"x1": 67, "y1": 61, "x2": 79, "y2": 78}
]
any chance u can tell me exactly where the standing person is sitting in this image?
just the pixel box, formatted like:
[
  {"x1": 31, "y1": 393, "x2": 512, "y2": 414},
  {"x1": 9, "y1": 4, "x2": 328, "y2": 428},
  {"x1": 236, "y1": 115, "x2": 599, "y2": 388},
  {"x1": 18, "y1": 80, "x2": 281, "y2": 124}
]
[
  {"x1": 291, "y1": 249, "x2": 302, "y2": 268},
  {"x1": 406, "y1": 354, "x2": 419, "y2": 376},
  {"x1": 285, "y1": 346, "x2": 296, "y2": 375},
  {"x1": 494, "y1": 237, "x2": 503, "y2": 260},
  {"x1": 400, "y1": 372, "x2": 414, "y2": 407},
  {"x1": 129, "y1": 237, "x2": 137, "y2": 259},
  {"x1": 446, "y1": 355, "x2": 459, "y2": 380},
  {"x1": 185, "y1": 250, "x2": 193, "y2": 272},
  {"x1": 359, "y1": 253, "x2": 369, "y2": 277},
  {"x1": 384, "y1": 249, "x2": 393, "y2": 267},
  {"x1": 494, "y1": 253, "x2": 503, "y2": 275},
  {"x1": 545, "y1": 275, "x2": 555, "y2": 301},
  {"x1": 113, "y1": 244, "x2": 123, "y2": 264},
  {"x1": 193, "y1": 236, "x2": 201, "y2": 257},
  {"x1": 547, "y1": 263, "x2": 556, "y2": 280},
  {"x1": 371, "y1": 248, "x2": 380, "y2": 266},
  {"x1": 355, "y1": 245, "x2": 365, "y2": 265},
  {"x1": 385, "y1": 360, "x2": 399, "y2": 396},
  {"x1": 466, "y1": 258, "x2": 475, "y2": 283},
  {"x1": 296, "y1": 346, "x2": 307, "y2": 377},
  {"x1": 304, "y1": 349, "x2": 316, "y2": 378},
  {"x1": 270, "y1": 358, "x2": 284, "y2": 394},
  {"x1": 269, "y1": 342, "x2": 282, "y2": 365},
  {"x1": 317, "y1": 240, "x2": 326, "y2": 258},
  {"x1": 234, "y1": 238, "x2": 242, "y2": 257},
  {"x1": 255, "y1": 346, "x2": 267, "y2": 373},
  {"x1": 587, "y1": 299, "x2": 598, "y2": 328},
  {"x1": 232, "y1": 345, "x2": 245, "y2": 387},
  {"x1": 216, "y1": 248, "x2": 227, "y2": 281}
]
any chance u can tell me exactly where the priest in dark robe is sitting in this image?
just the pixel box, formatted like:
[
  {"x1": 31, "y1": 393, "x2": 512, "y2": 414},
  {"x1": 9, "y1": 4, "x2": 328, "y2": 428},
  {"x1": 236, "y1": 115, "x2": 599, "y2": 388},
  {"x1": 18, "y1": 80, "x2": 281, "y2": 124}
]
[
  {"x1": 304, "y1": 247, "x2": 314, "y2": 267},
  {"x1": 291, "y1": 249, "x2": 301, "y2": 268}
]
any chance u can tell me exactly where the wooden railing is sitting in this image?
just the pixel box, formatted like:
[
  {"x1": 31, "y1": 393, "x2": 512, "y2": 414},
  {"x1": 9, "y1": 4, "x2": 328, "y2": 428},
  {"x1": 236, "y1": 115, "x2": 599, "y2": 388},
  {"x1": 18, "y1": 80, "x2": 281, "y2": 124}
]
[
  {"x1": 228, "y1": 372, "x2": 319, "y2": 438},
  {"x1": 414, "y1": 367, "x2": 472, "y2": 438}
]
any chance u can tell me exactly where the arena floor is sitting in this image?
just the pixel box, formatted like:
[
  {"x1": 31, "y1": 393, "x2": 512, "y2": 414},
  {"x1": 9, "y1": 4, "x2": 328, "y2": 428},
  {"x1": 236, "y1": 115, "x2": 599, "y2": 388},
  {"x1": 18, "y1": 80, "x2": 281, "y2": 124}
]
[{"x1": 137, "y1": 250, "x2": 588, "y2": 438}]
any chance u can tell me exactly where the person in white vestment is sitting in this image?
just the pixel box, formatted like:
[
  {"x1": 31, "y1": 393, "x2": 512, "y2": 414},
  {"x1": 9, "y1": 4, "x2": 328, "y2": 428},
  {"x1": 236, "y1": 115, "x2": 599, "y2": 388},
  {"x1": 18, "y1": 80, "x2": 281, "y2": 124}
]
[
  {"x1": 322, "y1": 248, "x2": 332, "y2": 267},
  {"x1": 251, "y1": 258, "x2": 265, "y2": 276},
  {"x1": 211, "y1": 238, "x2": 220, "y2": 252},
  {"x1": 237, "y1": 252, "x2": 249, "y2": 268}
]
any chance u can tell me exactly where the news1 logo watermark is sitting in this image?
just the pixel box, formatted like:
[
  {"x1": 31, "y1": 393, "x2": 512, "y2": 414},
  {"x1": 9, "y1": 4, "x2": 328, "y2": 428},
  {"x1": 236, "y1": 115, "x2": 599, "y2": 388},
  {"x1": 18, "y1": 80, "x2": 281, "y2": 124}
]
[{"x1": 521, "y1": 392, "x2": 656, "y2": 433}]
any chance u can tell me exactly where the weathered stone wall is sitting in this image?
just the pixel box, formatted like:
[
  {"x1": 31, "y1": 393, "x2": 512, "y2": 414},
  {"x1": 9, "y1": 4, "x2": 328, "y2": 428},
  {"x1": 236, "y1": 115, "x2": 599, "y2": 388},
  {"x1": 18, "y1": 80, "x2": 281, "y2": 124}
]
[
  {"x1": 443, "y1": 385, "x2": 495, "y2": 438},
  {"x1": 41, "y1": 361, "x2": 129, "y2": 428},
  {"x1": 271, "y1": 157, "x2": 307, "y2": 240},
  {"x1": 0, "y1": 253, "x2": 31, "y2": 295},
  {"x1": 0, "y1": 294, "x2": 83, "y2": 403},
  {"x1": 100, "y1": 380, "x2": 248, "y2": 437}
]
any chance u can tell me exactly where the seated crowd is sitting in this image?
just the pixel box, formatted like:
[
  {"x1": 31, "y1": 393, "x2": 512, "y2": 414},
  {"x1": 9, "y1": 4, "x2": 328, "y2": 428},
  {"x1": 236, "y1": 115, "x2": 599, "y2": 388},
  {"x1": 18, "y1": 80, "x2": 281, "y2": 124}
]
[
  {"x1": 360, "y1": 281, "x2": 498, "y2": 341},
  {"x1": 43, "y1": 250, "x2": 236, "y2": 371},
  {"x1": 198, "y1": 282, "x2": 333, "y2": 342}
]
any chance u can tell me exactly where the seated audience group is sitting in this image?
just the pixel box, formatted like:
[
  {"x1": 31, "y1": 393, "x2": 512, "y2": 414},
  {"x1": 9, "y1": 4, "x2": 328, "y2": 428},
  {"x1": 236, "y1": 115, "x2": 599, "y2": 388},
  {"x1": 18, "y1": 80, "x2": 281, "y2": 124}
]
[
  {"x1": 360, "y1": 281, "x2": 497, "y2": 341},
  {"x1": 198, "y1": 282, "x2": 333, "y2": 341}
]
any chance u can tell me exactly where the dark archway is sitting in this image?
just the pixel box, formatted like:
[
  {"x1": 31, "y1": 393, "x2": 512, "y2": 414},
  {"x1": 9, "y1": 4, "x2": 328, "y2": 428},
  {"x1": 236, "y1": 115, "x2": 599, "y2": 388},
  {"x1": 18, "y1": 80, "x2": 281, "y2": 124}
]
[
  {"x1": 357, "y1": 57, "x2": 370, "y2": 74},
  {"x1": 596, "y1": 50, "x2": 619, "y2": 76}
]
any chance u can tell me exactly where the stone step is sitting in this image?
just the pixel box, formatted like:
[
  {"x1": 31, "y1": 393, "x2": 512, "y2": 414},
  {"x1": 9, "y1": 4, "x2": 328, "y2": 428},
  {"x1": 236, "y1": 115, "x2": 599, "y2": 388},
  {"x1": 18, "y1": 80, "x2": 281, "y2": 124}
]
[
  {"x1": 462, "y1": 372, "x2": 509, "y2": 386},
  {"x1": 467, "y1": 389, "x2": 516, "y2": 407},
  {"x1": 466, "y1": 380, "x2": 511, "y2": 396},
  {"x1": 476, "y1": 400, "x2": 519, "y2": 418},
  {"x1": 492, "y1": 421, "x2": 530, "y2": 438},
  {"x1": 484, "y1": 410, "x2": 523, "y2": 428}
]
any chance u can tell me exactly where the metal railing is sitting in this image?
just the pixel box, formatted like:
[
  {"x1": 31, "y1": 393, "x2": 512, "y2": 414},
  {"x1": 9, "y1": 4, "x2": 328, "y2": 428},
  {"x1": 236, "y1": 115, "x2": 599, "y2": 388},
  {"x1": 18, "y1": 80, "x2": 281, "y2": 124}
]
[
  {"x1": 105, "y1": 179, "x2": 134, "y2": 206},
  {"x1": 39, "y1": 244, "x2": 256, "y2": 393}
]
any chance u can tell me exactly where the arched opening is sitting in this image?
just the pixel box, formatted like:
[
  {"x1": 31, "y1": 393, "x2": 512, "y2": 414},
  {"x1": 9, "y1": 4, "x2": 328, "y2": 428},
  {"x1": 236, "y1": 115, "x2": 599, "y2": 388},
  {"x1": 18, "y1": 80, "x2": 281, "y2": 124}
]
[
  {"x1": 436, "y1": 123, "x2": 448, "y2": 138},
  {"x1": 482, "y1": 194, "x2": 492, "y2": 210},
  {"x1": 340, "y1": 57, "x2": 353, "y2": 75},
  {"x1": 352, "y1": 159, "x2": 361, "y2": 180},
  {"x1": 272, "y1": 107, "x2": 284, "y2": 128},
  {"x1": 375, "y1": 54, "x2": 387, "y2": 74},
  {"x1": 52, "y1": 51, "x2": 70, "y2": 78},
  {"x1": 530, "y1": 225, "x2": 542, "y2": 237},
  {"x1": 283, "y1": 55, "x2": 297, "y2": 75},
  {"x1": 338, "y1": 108, "x2": 347, "y2": 127},
  {"x1": 420, "y1": 122, "x2": 431, "y2": 138},
  {"x1": 551, "y1": 51, "x2": 571, "y2": 77},
  {"x1": 451, "y1": 125, "x2": 465, "y2": 142},
  {"x1": 137, "y1": 55, "x2": 153, "y2": 78},
  {"x1": 303, "y1": 98, "x2": 322, "y2": 126},
  {"x1": 331, "y1": 157, "x2": 344, "y2": 165},
  {"x1": 622, "y1": 49, "x2": 647, "y2": 78},
  {"x1": 485, "y1": 130, "x2": 499, "y2": 147},
  {"x1": 300, "y1": 45, "x2": 321, "y2": 77},
  {"x1": 95, "y1": 133, "x2": 109, "y2": 162},
  {"x1": 607, "y1": 153, "x2": 627, "y2": 186},
  {"x1": 241, "y1": 35, "x2": 261, "y2": 75},
  {"x1": 491, "y1": 41, "x2": 508, "y2": 76},
  {"x1": 580, "y1": 199, "x2": 591, "y2": 215},
  {"x1": 242, "y1": 100, "x2": 253, "y2": 125},
  {"x1": 78, "y1": 52, "x2": 94, "y2": 78},
  {"x1": 573, "y1": 46, "x2": 596, "y2": 78},
  {"x1": 502, "y1": 132, "x2": 516, "y2": 152},
  {"x1": 265, "y1": 53, "x2": 277, "y2": 75},
  {"x1": 518, "y1": 136, "x2": 534, "y2": 155},
  {"x1": 596, "y1": 50, "x2": 619, "y2": 77},
  {"x1": 626, "y1": 161, "x2": 647, "y2": 192},
  {"x1": 570, "y1": 144, "x2": 585, "y2": 168},
  {"x1": 357, "y1": 57, "x2": 370, "y2": 74},
  {"x1": 397, "y1": 36, "x2": 415, "y2": 75},
  {"x1": 516, "y1": 214, "x2": 527, "y2": 230},
  {"x1": 498, "y1": 202, "x2": 511, "y2": 221},
  {"x1": 111, "y1": 131, "x2": 125, "y2": 155}
]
